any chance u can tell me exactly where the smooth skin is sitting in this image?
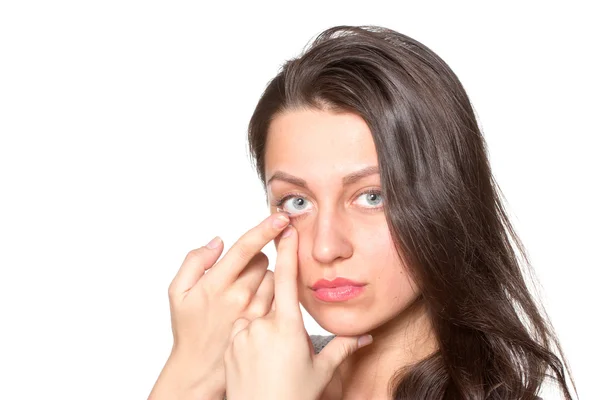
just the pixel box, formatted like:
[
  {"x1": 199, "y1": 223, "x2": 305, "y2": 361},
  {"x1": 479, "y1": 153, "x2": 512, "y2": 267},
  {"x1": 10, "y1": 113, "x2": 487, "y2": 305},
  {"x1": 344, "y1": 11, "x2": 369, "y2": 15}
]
[
  {"x1": 224, "y1": 224, "x2": 373, "y2": 400},
  {"x1": 148, "y1": 212, "x2": 292, "y2": 400},
  {"x1": 263, "y1": 108, "x2": 438, "y2": 399}
]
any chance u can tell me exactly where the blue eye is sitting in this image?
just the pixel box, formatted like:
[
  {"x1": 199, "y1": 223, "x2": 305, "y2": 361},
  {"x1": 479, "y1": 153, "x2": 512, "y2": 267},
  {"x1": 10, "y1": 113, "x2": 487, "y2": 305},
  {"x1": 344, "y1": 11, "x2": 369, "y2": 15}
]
[
  {"x1": 276, "y1": 195, "x2": 314, "y2": 216},
  {"x1": 274, "y1": 189, "x2": 383, "y2": 217},
  {"x1": 356, "y1": 191, "x2": 383, "y2": 207}
]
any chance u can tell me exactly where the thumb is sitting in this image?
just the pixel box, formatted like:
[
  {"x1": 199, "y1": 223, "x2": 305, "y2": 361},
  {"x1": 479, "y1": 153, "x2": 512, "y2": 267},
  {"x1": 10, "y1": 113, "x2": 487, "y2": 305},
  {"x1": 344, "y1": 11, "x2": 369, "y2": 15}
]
[
  {"x1": 315, "y1": 334, "x2": 373, "y2": 376},
  {"x1": 305, "y1": 330, "x2": 315, "y2": 355}
]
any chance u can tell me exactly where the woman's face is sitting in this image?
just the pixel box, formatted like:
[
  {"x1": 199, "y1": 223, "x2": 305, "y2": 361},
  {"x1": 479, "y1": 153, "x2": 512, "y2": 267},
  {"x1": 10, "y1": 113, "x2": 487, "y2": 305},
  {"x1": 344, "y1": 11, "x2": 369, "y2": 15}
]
[{"x1": 265, "y1": 108, "x2": 420, "y2": 337}]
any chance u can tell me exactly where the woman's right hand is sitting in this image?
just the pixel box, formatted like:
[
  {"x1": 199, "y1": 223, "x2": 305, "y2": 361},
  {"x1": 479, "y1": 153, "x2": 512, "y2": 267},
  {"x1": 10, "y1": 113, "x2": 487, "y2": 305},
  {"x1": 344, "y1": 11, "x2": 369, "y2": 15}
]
[{"x1": 148, "y1": 212, "x2": 291, "y2": 400}]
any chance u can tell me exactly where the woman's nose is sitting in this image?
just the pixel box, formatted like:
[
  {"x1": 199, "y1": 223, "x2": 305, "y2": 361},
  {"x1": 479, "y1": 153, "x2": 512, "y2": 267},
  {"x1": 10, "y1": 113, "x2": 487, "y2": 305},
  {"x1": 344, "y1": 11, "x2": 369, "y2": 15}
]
[{"x1": 310, "y1": 210, "x2": 353, "y2": 264}]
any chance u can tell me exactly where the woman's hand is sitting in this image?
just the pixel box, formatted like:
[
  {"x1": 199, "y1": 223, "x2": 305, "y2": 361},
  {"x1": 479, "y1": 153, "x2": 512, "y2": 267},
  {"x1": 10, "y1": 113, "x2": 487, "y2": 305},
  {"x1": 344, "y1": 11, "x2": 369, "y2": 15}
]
[
  {"x1": 148, "y1": 213, "x2": 292, "y2": 400},
  {"x1": 223, "y1": 224, "x2": 373, "y2": 400}
]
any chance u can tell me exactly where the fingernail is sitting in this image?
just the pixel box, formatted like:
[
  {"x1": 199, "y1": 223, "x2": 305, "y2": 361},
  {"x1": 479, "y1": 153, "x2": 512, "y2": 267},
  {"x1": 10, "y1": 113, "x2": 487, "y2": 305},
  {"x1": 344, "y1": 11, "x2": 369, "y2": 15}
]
[
  {"x1": 281, "y1": 225, "x2": 293, "y2": 238},
  {"x1": 357, "y1": 334, "x2": 373, "y2": 348},
  {"x1": 206, "y1": 236, "x2": 221, "y2": 249},
  {"x1": 273, "y1": 215, "x2": 289, "y2": 229}
]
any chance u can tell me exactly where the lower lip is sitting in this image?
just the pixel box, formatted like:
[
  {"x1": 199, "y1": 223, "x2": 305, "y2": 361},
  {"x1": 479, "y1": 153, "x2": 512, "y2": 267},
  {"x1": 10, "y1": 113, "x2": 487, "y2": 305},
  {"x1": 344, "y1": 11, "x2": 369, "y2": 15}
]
[{"x1": 312, "y1": 285, "x2": 366, "y2": 302}]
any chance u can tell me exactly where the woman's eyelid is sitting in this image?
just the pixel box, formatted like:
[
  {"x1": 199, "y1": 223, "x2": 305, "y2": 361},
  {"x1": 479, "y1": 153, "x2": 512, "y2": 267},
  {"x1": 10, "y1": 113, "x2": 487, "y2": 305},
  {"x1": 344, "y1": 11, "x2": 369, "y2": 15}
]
[
  {"x1": 276, "y1": 192, "x2": 315, "y2": 215},
  {"x1": 275, "y1": 187, "x2": 382, "y2": 213},
  {"x1": 355, "y1": 190, "x2": 384, "y2": 207}
]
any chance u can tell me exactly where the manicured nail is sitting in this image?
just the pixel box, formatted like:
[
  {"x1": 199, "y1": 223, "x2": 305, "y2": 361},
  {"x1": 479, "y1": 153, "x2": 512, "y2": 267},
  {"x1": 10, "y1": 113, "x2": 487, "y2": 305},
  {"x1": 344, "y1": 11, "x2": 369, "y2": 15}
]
[
  {"x1": 206, "y1": 236, "x2": 221, "y2": 249},
  {"x1": 273, "y1": 215, "x2": 289, "y2": 229},
  {"x1": 357, "y1": 334, "x2": 373, "y2": 348}
]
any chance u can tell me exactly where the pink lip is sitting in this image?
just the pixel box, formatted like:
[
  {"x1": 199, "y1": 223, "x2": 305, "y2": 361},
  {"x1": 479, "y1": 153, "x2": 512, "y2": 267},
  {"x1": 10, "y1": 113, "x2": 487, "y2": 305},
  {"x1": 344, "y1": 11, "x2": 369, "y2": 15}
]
[
  {"x1": 310, "y1": 277, "x2": 366, "y2": 290},
  {"x1": 312, "y1": 285, "x2": 366, "y2": 302},
  {"x1": 310, "y1": 278, "x2": 367, "y2": 303}
]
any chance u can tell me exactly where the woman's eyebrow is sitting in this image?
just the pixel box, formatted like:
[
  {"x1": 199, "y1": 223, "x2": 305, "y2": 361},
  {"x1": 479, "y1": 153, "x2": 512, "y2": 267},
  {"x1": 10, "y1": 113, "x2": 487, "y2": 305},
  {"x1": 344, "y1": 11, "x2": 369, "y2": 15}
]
[{"x1": 266, "y1": 166, "x2": 379, "y2": 188}]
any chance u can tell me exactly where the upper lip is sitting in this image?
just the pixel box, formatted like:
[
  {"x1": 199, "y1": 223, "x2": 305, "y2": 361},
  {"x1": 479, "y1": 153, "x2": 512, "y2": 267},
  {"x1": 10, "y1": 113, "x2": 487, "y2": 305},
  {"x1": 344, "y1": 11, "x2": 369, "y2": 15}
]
[{"x1": 310, "y1": 278, "x2": 367, "y2": 290}]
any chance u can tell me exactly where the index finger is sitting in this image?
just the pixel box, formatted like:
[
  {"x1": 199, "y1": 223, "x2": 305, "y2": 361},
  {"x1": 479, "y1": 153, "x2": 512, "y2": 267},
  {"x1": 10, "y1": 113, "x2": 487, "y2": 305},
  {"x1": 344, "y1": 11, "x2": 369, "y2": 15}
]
[{"x1": 205, "y1": 212, "x2": 290, "y2": 288}]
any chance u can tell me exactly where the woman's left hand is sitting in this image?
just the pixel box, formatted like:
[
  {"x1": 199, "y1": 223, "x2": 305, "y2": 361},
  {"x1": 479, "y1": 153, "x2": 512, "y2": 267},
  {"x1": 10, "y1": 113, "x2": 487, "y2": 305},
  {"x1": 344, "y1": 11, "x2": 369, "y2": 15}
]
[{"x1": 223, "y1": 224, "x2": 373, "y2": 400}]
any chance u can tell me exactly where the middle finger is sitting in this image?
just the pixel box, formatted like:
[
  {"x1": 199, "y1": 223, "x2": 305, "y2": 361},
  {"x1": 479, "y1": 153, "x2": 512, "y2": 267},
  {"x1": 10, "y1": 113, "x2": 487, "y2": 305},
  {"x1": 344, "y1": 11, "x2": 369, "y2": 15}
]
[{"x1": 242, "y1": 270, "x2": 275, "y2": 320}]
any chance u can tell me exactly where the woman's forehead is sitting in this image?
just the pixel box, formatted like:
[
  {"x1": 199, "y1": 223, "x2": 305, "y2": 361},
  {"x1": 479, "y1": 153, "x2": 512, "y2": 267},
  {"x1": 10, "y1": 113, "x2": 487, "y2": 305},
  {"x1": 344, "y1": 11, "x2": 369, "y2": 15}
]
[{"x1": 264, "y1": 109, "x2": 378, "y2": 171}]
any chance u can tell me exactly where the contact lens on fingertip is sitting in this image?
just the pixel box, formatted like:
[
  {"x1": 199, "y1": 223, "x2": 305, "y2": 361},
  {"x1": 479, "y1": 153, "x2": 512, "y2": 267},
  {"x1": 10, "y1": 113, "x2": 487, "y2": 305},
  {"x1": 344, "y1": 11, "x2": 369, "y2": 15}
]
[{"x1": 276, "y1": 206, "x2": 288, "y2": 215}]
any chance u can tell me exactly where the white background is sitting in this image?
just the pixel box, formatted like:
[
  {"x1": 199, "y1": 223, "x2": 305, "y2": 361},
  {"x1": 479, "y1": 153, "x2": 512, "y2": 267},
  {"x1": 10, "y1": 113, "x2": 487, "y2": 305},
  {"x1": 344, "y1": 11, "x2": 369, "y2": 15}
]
[{"x1": 0, "y1": 1, "x2": 597, "y2": 399}]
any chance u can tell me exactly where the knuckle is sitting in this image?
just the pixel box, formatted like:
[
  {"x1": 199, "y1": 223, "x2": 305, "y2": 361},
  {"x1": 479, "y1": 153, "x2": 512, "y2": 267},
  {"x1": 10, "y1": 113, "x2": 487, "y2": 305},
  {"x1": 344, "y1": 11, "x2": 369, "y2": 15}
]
[
  {"x1": 251, "y1": 251, "x2": 269, "y2": 267},
  {"x1": 185, "y1": 247, "x2": 205, "y2": 261},
  {"x1": 167, "y1": 283, "x2": 177, "y2": 298},
  {"x1": 167, "y1": 282, "x2": 184, "y2": 300},
  {"x1": 245, "y1": 303, "x2": 267, "y2": 319},
  {"x1": 227, "y1": 288, "x2": 253, "y2": 309},
  {"x1": 192, "y1": 284, "x2": 211, "y2": 303}
]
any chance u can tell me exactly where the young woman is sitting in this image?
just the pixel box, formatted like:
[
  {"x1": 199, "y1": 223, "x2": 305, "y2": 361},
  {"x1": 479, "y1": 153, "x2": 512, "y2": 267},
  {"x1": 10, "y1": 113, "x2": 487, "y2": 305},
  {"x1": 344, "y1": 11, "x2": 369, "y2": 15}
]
[{"x1": 149, "y1": 25, "x2": 577, "y2": 400}]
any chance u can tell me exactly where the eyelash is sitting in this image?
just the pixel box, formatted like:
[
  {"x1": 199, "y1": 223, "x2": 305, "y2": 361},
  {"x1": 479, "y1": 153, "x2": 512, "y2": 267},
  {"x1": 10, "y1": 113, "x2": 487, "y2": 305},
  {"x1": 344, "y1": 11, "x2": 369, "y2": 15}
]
[{"x1": 274, "y1": 189, "x2": 383, "y2": 217}]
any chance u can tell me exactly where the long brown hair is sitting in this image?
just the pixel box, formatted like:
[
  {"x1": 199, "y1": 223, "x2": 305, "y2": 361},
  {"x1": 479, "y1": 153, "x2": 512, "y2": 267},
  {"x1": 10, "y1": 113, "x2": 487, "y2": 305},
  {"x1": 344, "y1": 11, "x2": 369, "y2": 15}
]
[{"x1": 246, "y1": 25, "x2": 577, "y2": 400}]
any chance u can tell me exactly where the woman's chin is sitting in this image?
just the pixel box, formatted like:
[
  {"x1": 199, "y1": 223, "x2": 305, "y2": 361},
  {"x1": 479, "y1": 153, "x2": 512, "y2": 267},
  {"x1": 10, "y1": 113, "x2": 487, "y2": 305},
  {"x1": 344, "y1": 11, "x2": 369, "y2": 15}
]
[{"x1": 309, "y1": 306, "x2": 374, "y2": 337}]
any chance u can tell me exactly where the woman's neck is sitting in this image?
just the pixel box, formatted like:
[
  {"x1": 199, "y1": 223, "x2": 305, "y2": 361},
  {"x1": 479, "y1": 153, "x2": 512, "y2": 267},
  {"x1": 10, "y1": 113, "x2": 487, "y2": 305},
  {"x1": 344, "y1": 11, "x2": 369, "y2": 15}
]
[{"x1": 332, "y1": 297, "x2": 439, "y2": 400}]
